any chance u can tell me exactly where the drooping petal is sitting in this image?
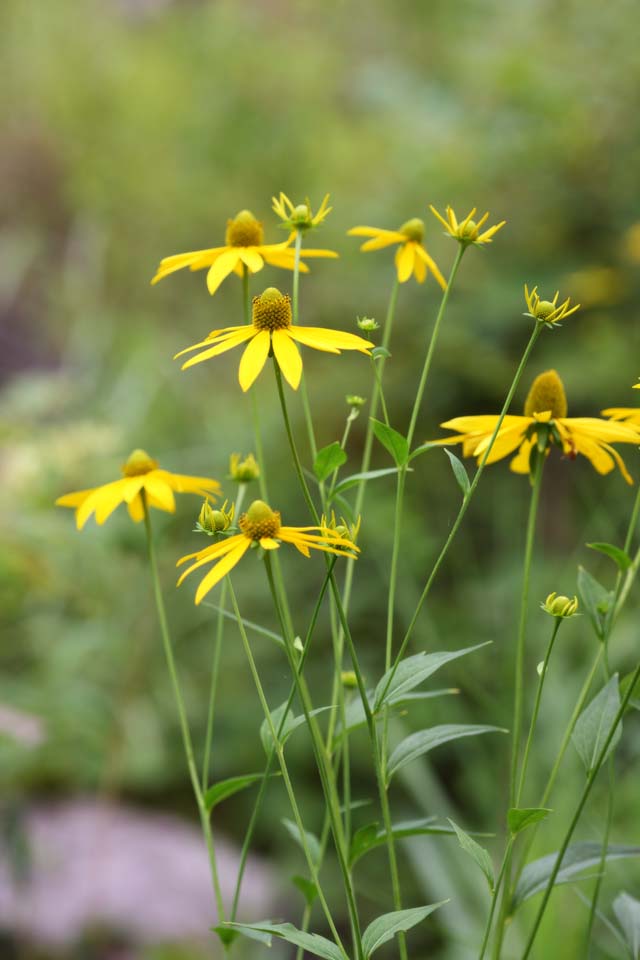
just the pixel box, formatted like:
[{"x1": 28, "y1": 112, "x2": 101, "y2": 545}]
[
  {"x1": 181, "y1": 327, "x2": 255, "y2": 370},
  {"x1": 173, "y1": 327, "x2": 246, "y2": 360},
  {"x1": 238, "y1": 330, "x2": 271, "y2": 391},
  {"x1": 142, "y1": 475, "x2": 176, "y2": 513},
  {"x1": 76, "y1": 477, "x2": 143, "y2": 529},
  {"x1": 439, "y1": 415, "x2": 528, "y2": 433},
  {"x1": 259, "y1": 538, "x2": 280, "y2": 550},
  {"x1": 413, "y1": 252, "x2": 427, "y2": 283},
  {"x1": 194, "y1": 538, "x2": 253, "y2": 604},
  {"x1": 238, "y1": 248, "x2": 264, "y2": 273},
  {"x1": 395, "y1": 243, "x2": 415, "y2": 283},
  {"x1": 263, "y1": 252, "x2": 310, "y2": 273},
  {"x1": 272, "y1": 330, "x2": 303, "y2": 390},
  {"x1": 128, "y1": 494, "x2": 145, "y2": 522},
  {"x1": 474, "y1": 423, "x2": 529, "y2": 464},
  {"x1": 288, "y1": 326, "x2": 372, "y2": 354},
  {"x1": 56, "y1": 489, "x2": 94, "y2": 508},
  {"x1": 414, "y1": 244, "x2": 447, "y2": 290},
  {"x1": 294, "y1": 247, "x2": 339, "y2": 258},
  {"x1": 150, "y1": 247, "x2": 226, "y2": 285},
  {"x1": 176, "y1": 536, "x2": 246, "y2": 583},
  {"x1": 510, "y1": 438, "x2": 534, "y2": 474},
  {"x1": 161, "y1": 472, "x2": 220, "y2": 496},
  {"x1": 206, "y1": 249, "x2": 241, "y2": 295}
]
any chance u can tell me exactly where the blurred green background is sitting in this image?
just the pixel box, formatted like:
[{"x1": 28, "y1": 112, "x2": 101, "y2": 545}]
[{"x1": 2, "y1": 0, "x2": 640, "y2": 957}]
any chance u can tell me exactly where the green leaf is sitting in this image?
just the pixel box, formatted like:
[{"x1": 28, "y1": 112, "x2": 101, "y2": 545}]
[
  {"x1": 371, "y1": 419, "x2": 409, "y2": 466},
  {"x1": 408, "y1": 441, "x2": 438, "y2": 462},
  {"x1": 613, "y1": 892, "x2": 640, "y2": 959},
  {"x1": 223, "y1": 921, "x2": 346, "y2": 960},
  {"x1": 212, "y1": 925, "x2": 240, "y2": 947},
  {"x1": 448, "y1": 819, "x2": 494, "y2": 891},
  {"x1": 260, "y1": 702, "x2": 332, "y2": 754},
  {"x1": 314, "y1": 441, "x2": 347, "y2": 482},
  {"x1": 349, "y1": 817, "x2": 446, "y2": 866},
  {"x1": 361, "y1": 903, "x2": 448, "y2": 957},
  {"x1": 577, "y1": 565, "x2": 613, "y2": 640},
  {"x1": 620, "y1": 670, "x2": 640, "y2": 713},
  {"x1": 200, "y1": 603, "x2": 284, "y2": 647},
  {"x1": 204, "y1": 773, "x2": 277, "y2": 812},
  {"x1": 330, "y1": 467, "x2": 405, "y2": 498},
  {"x1": 572, "y1": 674, "x2": 622, "y2": 773},
  {"x1": 507, "y1": 807, "x2": 552, "y2": 836},
  {"x1": 443, "y1": 448, "x2": 470, "y2": 496},
  {"x1": 387, "y1": 724, "x2": 505, "y2": 781},
  {"x1": 372, "y1": 346, "x2": 391, "y2": 360},
  {"x1": 282, "y1": 818, "x2": 322, "y2": 867},
  {"x1": 374, "y1": 642, "x2": 490, "y2": 711},
  {"x1": 292, "y1": 874, "x2": 318, "y2": 907},
  {"x1": 511, "y1": 843, "x2": 640, "y2": 912},
  {"x1": 587, "y1": 541, "x2": 632, "y2": 571}
]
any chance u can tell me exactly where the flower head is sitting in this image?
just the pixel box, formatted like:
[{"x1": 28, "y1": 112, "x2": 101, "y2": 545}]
[
  {"x1": 229, "y1": 452, "x2": 260, "y2": 483},
  {"x1": 348, "y1": 217, "x2": 446, "y2": 288},
  {"x1": 541, "y1": 592, "x2": 579, "y2": 618},
  {"x1": 430, "y1": 369, "x2": 639, "y2": 484},
  {"x1": 197, "y1": 499, "x2": 234, "y2": 535},
  {"x1": 430, "y1": 205, "x2": 506, "y2": 246},
  {"x1": 56, "y1": 449, "x2": 221, "y2": 529},
  {"x1": 524, "y1": 284, "x2": 580, "y2": 328},
  {"x1": 272, "y1": 192, "x2": 332, "y2": 233},
  {"x1": 356, "y1": 316, "x2": 379, "y2": 332},
  {"x1": 175, "y1": 286, "x2": 372, "y2": 391},
  {"x1": 151, "y1": 208, "x2": 335, "y2": 297},
  {"x1": 177, "y1": 499, "x2": 359, "y2": 604}
]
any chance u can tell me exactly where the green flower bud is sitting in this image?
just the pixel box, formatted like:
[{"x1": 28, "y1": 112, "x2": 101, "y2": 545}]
[
  {"x1": 357, "y1": 316, "x2": 379, "y2": 332},
  {"x1": 229, "y1": 453, "x2": 260, "y2": 483},
  {"x1": 542, "y1": 592, "x2": 579, "y2": 618}
]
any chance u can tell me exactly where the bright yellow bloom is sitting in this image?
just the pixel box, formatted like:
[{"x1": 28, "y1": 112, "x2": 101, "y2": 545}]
[
  {"x1": 150, "y1": 209, "x2": 334, "y2": 296},
  {"x1": 56, "y1": 449, "x2": 221, "y2": 529},
  {"x1": 431, "y1": 370, "x2": 639, "y2": 484},
  {"x1": 429, "y1": 205, "x2": 506, "y2": 246},
  {"x1": 177, "y1": 499, "x2": 359, "y2": 604},
  {"x1": 272, "y1": 192, "x2": 333, "y2": 233},
  {"x1": 523, "y1": 284, "x2": 580, "y2": 327},
  {"x1": 601, "y1": 406, "x2": 640, "y2": 426},
  {"x1": 175, "y1": 287, "x2": 372, "y2": 391},
  {"x1": 347, "y1": 217, "x2": 446, "y2": 288}
]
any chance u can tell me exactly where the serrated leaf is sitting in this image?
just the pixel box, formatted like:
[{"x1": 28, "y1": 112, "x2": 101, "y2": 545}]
[
  {"x1": 371, "y1": 419, "x2": 409, "y2": 466},
  {"x1": 362, "y1": 903, "x2": 448, "y2": 956},
  {"x1": 444, "y1": 448, "x2": 470, "y2": 496},
  {"x1": 260, "y1": 702, "x2": 332, "y2": 754},
  {"x1": 387, "y1": 724, "x2": 505, "y2": 781},
  {"x1": 314, "y1": 442, "x2": 347, "y2": 482},
  {"x1": 282, "y1": 818, "x2": 322, "y2": 867},
  {"x1": 613, "y1": 891, "x2": 640, "y2": 959},
  {"x1": 204, "y1": 773, "x2": 277, "y2": 812},
  {"x1": 292, "y1": 874, "x2": 319, "y2": 907},
  {"x1": 507, "y1": 807, "x2": 552, "y2": 836},
  {"x1": 223, "y1": 921, "x2": 346, "y2": 960},
  {"x1": 572, "y1": 674, "x2": 621, "y2": 773},
  {"x1": 448, "y1": 819, "x2": 494, "y2": 891},
  {"x1": 512, "y1": 843, "x2": 640, "y2": 912},
  {"x1": 374, "y1": 642, "x2": 490, "y2": 711},
  {"x1": 587, "y1": 541, "x2": 632, "y2": 571},
  {"x1": 577, "y1": 566, "x2": 613, "y2": 640},
  {"x1": 330, "y1": 467, "x2": 405, "y2": 499}
]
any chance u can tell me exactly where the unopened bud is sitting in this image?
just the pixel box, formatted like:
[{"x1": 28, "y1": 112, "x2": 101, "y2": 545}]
[
  {"x1": 229, "y1": 453, "x2": 260, "y2": 483},
  {"x1": 357, "y1": 316, "x2": 379, "y2": 332},
  {"x1": 542, "y1": 592, "x2": 579, "y2": 618}
]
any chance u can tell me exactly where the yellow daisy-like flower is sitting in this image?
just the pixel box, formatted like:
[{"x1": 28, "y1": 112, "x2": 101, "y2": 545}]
[
  {"x1": 272, "y1": 191, "x2": 333, "y2": 233},
  {"x1": 347, "y1": 217, "x2": 446, "y2": 288},
  {"x1": 175, "y1": 286, "x2": 372, "y2": 391},
  {"x1": 523, "y1": 283, "x2": 580, "y2": 327},
  {"x1": 429, "y1": 205, "x2": 506, "y2": 246},
  {"x1": 56, "y1": 449, "x2": 221, "y2": 529},
  {"x1": 177, "y1": 499, "x2": 359, "y2": 604},
  {"x1": 431, "y1": 370, "x2": 639, "y2": 484}
]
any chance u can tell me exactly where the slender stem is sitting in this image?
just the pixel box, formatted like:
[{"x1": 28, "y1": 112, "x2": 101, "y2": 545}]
[
  {"x1": 227, "y1": 577, "x2": 345, "y2": 949},
  {"x1": 477, "y1": 837, "x2": 514, "y2": 960},
  {"x1": 515, "y1": 618, "x2": 563, "y2": 806},
  {"x1": 521, "y1": 659, "x2": 640, "y2": 959},
  {"x1": 406, "y1": 245, "x2": 465, "y2": 449},
  {"x1": 142, "y1": 498, "x2": 225, "y2": 921},
  {"x1": 273, "y1": 358, "x2": 320, "y2": 522},
  {"x1": 202, "y1": 578, "x2": 226, "y2": 791},
  {"x1": 242, "y1": 266, "x2": 269, "y2": 502},
  {"x1": 264, "y1": 556, "x2": 364, "y2": 960},
  {"x1": 292, "y1": 231, "x2": 318, "y2": 463}
]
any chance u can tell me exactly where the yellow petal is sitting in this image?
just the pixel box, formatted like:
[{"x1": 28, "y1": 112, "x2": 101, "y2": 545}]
[
  {"x1": 161, "y1": 472, "x2": 220, "y2": 496},
  {"x1": 414, "y1": 245, "x2": 447, "y2": 290},
  {"x1": 295, "y1": 248, "x2": 339, "y2": 258},
  {"x1": 413, "y1": 252, "x2": 427, "y2": 283},
  {"x1": 510, "y1": 438, "x2": 534, "y2": 474},
  {"x1": 239, "y1": 248, "x2": 264, "y2": 273},
  {"x1": 56, "y1": 489, "x2": 94, "y2": 508},
  {"x1": 259, "y1": 538, "x2": 280, "y2": 550},
  {"x1": 238, "y1": 330, "x2": 271, "y2": 392},
  {"x1": 150, "y1": 247, "x2": 226, "y2": 284},
  {"x1": 206, "y1": 249, "x2": 241, "y2": 295},
  {"x1": 272, "y1": 330, "x2": 303, "y2": 390},
  {"x1": 194, "y1": 539, "x2": 252, "y2": 604},
  {"x1": 181, "y1": 327, "x2": 255, "y2": 370},
  {"x1": 263, "y1": 252, "x2": 310, "y2": 273},
  {"x1": 142, "y1": 475, "x2": 176, "y2": 513},
  {"x1": 288, "y1": 326, "x2": 372, "y2": 354},
  {"x1": 177, "y1": 536, "x2": 245, "y2": 584},
  {"x1": 76, "y1": 478, "x2": 142, "y2": 529},
  {"x1": 128, "y1": 494, "x2": 145, "y2": 522},
  {"x1": 360, "y1": 234, "x2": 405, "y2": 252}
]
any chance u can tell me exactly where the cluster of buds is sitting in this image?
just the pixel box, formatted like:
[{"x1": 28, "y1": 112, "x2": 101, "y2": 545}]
[{"x1": 541, "y1": 592, "x2": 579, "y2": 619}]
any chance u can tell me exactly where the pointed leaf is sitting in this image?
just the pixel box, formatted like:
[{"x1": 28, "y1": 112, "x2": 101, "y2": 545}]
[
  {"x1": 350, "y1": 817, "x2": 445, "y2": 866},
  {"x1": 444, "y1": 448, "x2": 470, "y2": 496},
  {"x1": 587, "y1": 542, "x2": 632, "y2": 571},
  {"x1": 260, "y1": 703, "x2": 332, "y2": 754},
  {"x1": 314, "y1": 442, "x2": 347, "y2": 482},
  {"x1": 213, "y1": 925, "x2": 241, "y2": 947},
  {"x1": 507, "y1": 807, "x2": 552, "y2": 836},
  {"x1": 374, "y1": 642, "x2": 490, "y2": 711},
  {"x1": 613, "y1": 892, "x2": 640, "y2": 959},
  {"x1": 224, "y1": 921, "x2": 346, "y2": 960},
  {"x1": 620, "y1": 670, "x2": 640, "y2": 713},
  {"x1": 572, "y1": 674, "x2": 622, "y2": 773},
  {"x1": 201, "y1": 603, "x2": 284, "y2": 647},
  {"x1": 331, "y1": 467, "x2": 405, "y2": 498},
  {"x1": 448, "y1": 819, "x2": 494, "y2": 890},
  {"x1": 362, "y1": 903, "x2": 448, "y2": 956},
  {"x1": 512, "y1": 843, "x2": 640, "y2": 912},
  {"x1": 371, "y1": 419, "x2": 409, "y2": 466},
  {"x1": 408, "y1": 441, "x2": 438, "y2": 462},
  {"x1": 577, "y1": 566, "x2": 613, "y2": 640},
  {"x1": 387, "y1": 724, "x2": 506, "y2": 781},
  {"x1": 292, "y1": 874, "x2": 319, "y2": 907},
  {"x1": 282, "y1": 818, "x2": 322, "y2": 867},
  {"x1": 205, "y1": 773, "x2": 277, "y2": 812}
]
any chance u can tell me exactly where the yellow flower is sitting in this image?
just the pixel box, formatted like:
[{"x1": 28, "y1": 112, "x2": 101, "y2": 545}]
[
  {"x1": 229, "y1": 452, "x2": 260, "y2": 483},
  {"x1": 272, "y1": 191, "x2": 333, "y2": 233},
  {"x1": 175, "y1": 287, "x2": 372, "y2": 391},
  {"x1": 347, "y1": 217, "x2": 446, "y2": 288},
  {"x1": 151, "y1": 209, "x2": 321, "y2": 296},
  {"x1": 56, "y1": 449, "x2": 221, "y2": 529},
  {"x1": 177, "y1": 499, "x2": 359, "y2": 604},
  {"x1": 523, "y1": 284, "x2": 580, "y2": 327},
  {"x1": 429, "y1": 205, "x2": 506, "y2": 246},
  {"x1": 431, "y1": 370, "x2": 639, "y2": 484}
]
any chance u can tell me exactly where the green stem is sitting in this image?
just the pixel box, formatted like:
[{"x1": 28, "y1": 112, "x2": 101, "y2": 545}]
[
  {"x1": 515, "y1": 618, "x2": 563, "y2": 806},
  {"x1": 477, "y1": 837, "x2": 514, "y2": 960},
  {"x1": 202, "y1": 578, "x2": 226, "y2": 791},
  {"x1": 142, "y1": 497, "x2": 225, "y2": 921},
  {"x1": 264, "y1": 556, "x2": 364, "y2": 960},
  {"x1": 521, "y1": 659, "x2": 640, "y2": 959},
  {"x1": 227, "y1": 577, "x2": 345, "y2": 950},
  {"x1": 292, "y1": 231, "x2": 319, "y2": 464},
  {"x1": 242, "y1": 266, "x2": 269, "y2": 502}
]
